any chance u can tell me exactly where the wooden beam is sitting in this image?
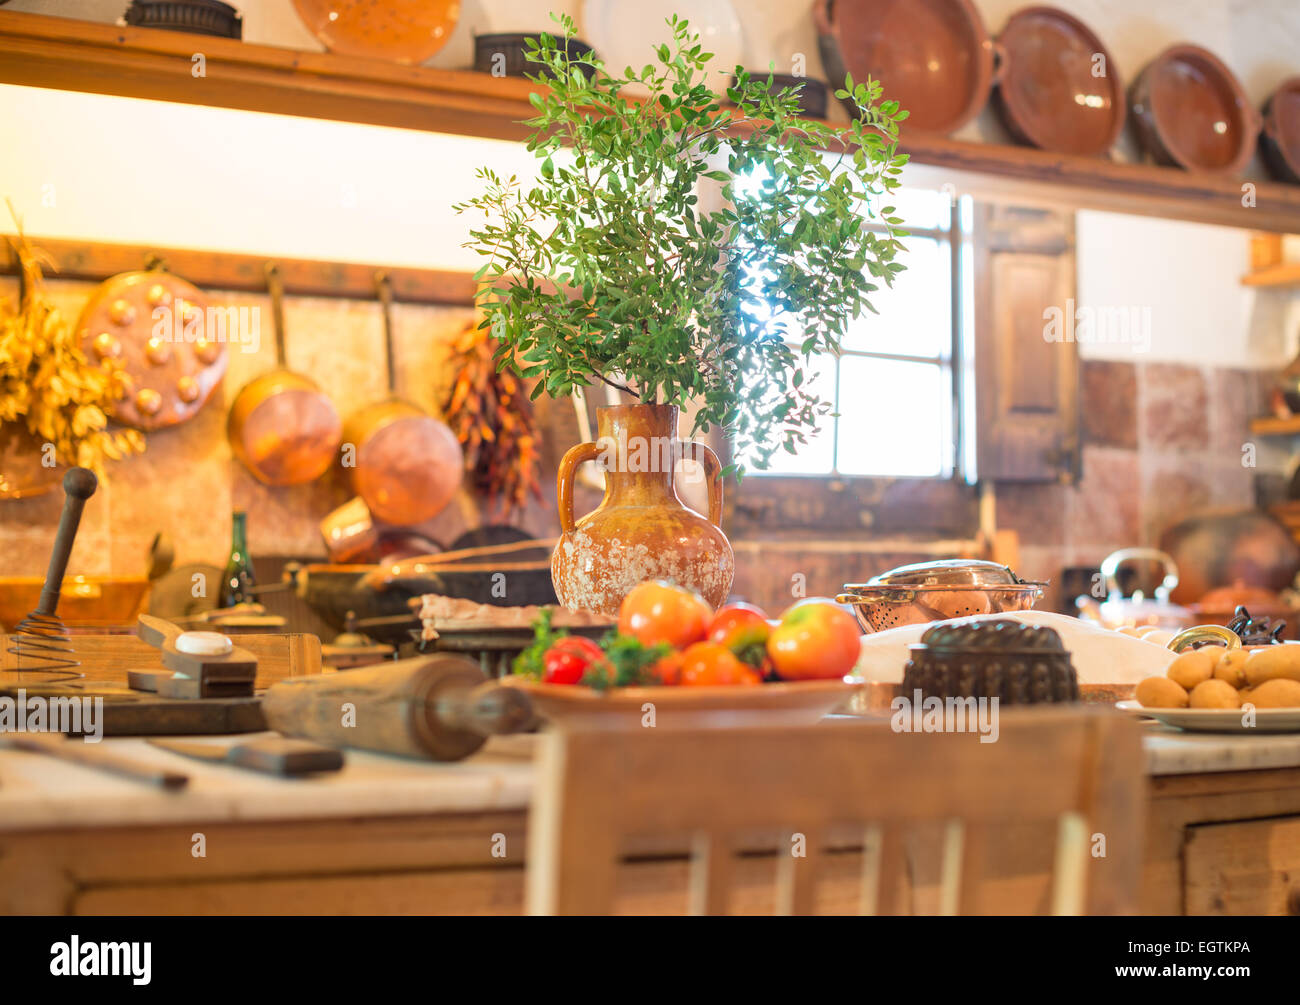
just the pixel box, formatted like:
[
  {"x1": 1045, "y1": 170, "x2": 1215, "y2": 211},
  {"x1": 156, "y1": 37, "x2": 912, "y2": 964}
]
[{"x1": 0, "y1": 234, "x2": 478, "y2": 306}]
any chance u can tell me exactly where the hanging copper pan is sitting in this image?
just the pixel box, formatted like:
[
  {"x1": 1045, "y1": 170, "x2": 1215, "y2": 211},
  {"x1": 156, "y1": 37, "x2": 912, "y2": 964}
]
[
  {"x1": 227, "y1": 263, "x2": 342, "y2": 485},
  {"x1": 340, "y1": 272, "x2": 463, "y2": 527},
  {"x1": 1129, "y1": 44, "x2": 1259, "y2": 176},
  {"x1": 993, "y1": 6, "x2": 1124, "y2": 157},
  {"x1": 814, "y1": 0, "x2": 996, "y2": 136}
]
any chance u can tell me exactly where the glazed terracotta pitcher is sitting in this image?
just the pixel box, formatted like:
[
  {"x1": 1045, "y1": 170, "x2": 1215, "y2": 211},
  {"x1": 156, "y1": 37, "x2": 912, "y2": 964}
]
[{"x1": 551, "y1": 403, "x2": 734, "y2": 615}]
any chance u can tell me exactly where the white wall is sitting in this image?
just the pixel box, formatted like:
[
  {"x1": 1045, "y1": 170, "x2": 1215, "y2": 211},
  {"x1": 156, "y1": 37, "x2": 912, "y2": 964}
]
[
  {"x1": 0, "y1": 83, "x2": 541, "y2": 271},
  {"x1": 1077, "y1": 211, "x2": 1297, "y2": 368}
]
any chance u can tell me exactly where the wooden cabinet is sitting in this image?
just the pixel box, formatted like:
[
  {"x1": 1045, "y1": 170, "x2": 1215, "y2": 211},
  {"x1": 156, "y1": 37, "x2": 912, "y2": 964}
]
[{"x1": 1184, "y1": 816, "x2": 1300, "y2": 915}]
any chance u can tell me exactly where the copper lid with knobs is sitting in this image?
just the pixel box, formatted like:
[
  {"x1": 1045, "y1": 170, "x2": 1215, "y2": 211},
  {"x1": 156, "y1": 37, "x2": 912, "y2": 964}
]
[{"x1": 74, "y1": 264, "x2": 226, "y2": 430}]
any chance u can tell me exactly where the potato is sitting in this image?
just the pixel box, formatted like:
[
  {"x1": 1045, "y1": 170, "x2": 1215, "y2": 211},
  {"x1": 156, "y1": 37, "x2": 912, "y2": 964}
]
[
  {"x1": 1246, "y1": 678, "x2": 1300, "y2": 709},
  {"x1": 1167, "y1": 648, "x2": 1220, "y2": 690},
  {"x1": 1189, "y1": 679, "x2": 1242, "y2": 709},
  {"x1": 1214, "y1": 648, "x2": 1250, "y2": 689},
  {"x1": 1244, "y1": 645, "x2": 1300, "y2": 687},
  {"x1": 1136, "y1": 676, "x2": 1190, "y2": 709}
]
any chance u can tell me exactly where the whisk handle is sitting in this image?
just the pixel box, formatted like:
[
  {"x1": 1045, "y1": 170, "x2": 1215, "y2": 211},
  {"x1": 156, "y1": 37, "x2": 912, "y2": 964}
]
[{"x1": 37, "y1": 467, "x2": 98, "y2": 617}]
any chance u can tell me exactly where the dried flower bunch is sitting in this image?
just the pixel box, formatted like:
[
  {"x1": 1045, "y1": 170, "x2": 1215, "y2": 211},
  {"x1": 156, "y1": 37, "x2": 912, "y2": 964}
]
[
  {"x1": 444, "y1": 319, "x2": 543, "y2": 517},
  {"x1": 0, "y1": 222, "x2": 144, "y2": 478},
  {"x1": 457, "y1": 13, "x2": 908, "y2": 473}
]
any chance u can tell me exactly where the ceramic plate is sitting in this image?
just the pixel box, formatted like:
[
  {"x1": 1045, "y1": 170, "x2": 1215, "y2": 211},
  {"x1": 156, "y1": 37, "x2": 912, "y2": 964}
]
[
  {"x1": 583, "y1": 0, "x2": 744, "y2": 87},
  {"x1": 817, "y1": 0, "x2": 994, "y2": 135},
  {"x1": 1116, "y1": 700, "x2": 1300, "y2": 734},
  {"x1": 994, "y1": 6, "x2": 1124, "y2": 156},
  {"x1": 504, "y1": 678, "x2": 859, "y2": 730},
  {"x1": 1129, "y1": 44, "x2": 1258, "y2": 176}
]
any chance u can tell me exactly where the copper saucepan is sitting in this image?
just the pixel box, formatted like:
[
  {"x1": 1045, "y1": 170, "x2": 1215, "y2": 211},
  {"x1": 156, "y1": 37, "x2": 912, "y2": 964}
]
[
  {"x1": 340, "y1": 272, "x2": 463, "y2": 526},
  {"x1": 227, "y1": 263, "x2": 342, "y2": 485}
]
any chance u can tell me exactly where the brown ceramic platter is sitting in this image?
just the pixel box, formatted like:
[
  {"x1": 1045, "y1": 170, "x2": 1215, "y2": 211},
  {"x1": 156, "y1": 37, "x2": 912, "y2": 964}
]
[
  {"x1": 1129, "y1": 44, "x2": 1259, "y2": 176},
  {"x1": 1261, "y1": 76, "x2": 1300, "y2": 184},
  {"x1": 503, "y1": 678, "x2": 860, "y2": 731},
  {"x1": 994, "y1": 6, "x2": 1123, "y2": 156},
  {"x1": 815, "y1": 0, "x2": 994, "y2": 135}
]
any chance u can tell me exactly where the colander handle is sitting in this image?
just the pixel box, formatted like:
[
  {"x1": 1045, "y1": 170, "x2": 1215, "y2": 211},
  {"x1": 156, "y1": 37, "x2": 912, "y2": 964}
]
[
  {"x1": 556, "y1": 441, "x2": 604, "y2": 535},
  {"x1": 677, "y1": 441, "x2": 725, "y2": 528},
  {"x1": 835, "y1": 590, "x2": 906, "y2": 605}
]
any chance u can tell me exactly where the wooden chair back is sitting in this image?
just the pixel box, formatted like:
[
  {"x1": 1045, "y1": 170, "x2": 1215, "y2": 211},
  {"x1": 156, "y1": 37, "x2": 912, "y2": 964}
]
[{"x1": 527, "y1": 706, "x2": 1144, "y2": 915}]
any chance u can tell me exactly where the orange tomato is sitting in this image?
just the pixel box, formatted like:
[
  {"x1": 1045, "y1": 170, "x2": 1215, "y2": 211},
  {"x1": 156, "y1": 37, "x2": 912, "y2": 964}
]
[
  {"x1": 766, "y1": 599, "x2": 861, "y2": 680},
  {"x1": 679, "y1": 642, "x2": 763, "y2": 686},
  {"x1": 618, "y1": 580, "x2": 712, "y2": 650}
]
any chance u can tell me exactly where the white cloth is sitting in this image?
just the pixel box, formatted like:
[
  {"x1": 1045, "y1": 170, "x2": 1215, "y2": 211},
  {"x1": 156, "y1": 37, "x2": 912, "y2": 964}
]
[{"x1": 854, "y1": 610, "x2": 1176, "y2": 685}]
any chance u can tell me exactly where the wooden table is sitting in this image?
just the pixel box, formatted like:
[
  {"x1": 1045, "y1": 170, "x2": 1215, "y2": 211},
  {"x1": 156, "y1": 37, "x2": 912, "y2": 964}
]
[{"x1": 2, "y1": 726, "x2": 1299, "y2": 915}]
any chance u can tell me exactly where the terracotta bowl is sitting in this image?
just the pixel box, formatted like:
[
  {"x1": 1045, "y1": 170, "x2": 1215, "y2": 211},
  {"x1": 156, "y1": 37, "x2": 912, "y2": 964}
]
[
  {"x1": 815, "y1": 0, "x2": 995, "y2": 135},
  {"x1": 0, "y1": 576, "x2": 150, "y2": 631},
  {"x1": 1261, "y1": 76, "x2": 1300, "y2": 184},
  {"x1": 1129, "y1": 44, "x2": 1259, "y2": 176},
  {"x1": 993, "y1": 6, "x2": 1124, "y2": 156}
]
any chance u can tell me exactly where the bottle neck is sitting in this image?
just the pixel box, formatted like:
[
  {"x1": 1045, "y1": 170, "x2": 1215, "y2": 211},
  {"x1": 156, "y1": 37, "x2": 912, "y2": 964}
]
[{"x1": 229, "y1": 511, "x2": 248, "y2": 559}]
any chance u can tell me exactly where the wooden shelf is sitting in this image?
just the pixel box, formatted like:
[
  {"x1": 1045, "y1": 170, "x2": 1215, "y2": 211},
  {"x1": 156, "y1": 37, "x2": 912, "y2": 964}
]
[
  {"x1": 5, "y1": 10, "x2": 1300, "y2": 232},
  {"x1": 0, "y1": 235, "x2": 478, "y2": 306},
  {"x1": 1242, "y1": 262, "x2": 1300, "y2": 287},
  {"x1": 1250, "y1": 415, "x2": 1300, "y2": 436}
]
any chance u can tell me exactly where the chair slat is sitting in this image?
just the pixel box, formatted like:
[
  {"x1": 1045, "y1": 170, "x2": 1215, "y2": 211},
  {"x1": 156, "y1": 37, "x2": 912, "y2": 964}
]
[
  {"x1": 775, "y1": 829, "x2": 821, "y2": 915},
  {"x1": 1050, "y1": 811, "x2": 1090, "y2": 916},
  {"x1": 689, "y1": 831, "x2": 732, "y2": 916},
  {"x1": 857, "y1": 823, "x2": 883, "y2": 916}
]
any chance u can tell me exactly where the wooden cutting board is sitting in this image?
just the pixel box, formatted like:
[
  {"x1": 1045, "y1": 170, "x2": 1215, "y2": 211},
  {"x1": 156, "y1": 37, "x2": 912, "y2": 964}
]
[{"x1": 0, "y1": 631, "x2": 322, "y2": 736}]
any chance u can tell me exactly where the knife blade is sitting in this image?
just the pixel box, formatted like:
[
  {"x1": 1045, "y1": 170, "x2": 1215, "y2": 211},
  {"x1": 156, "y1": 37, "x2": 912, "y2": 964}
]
[{"x1": 148, "y1": 737, "x2": 344, "y2": 776}]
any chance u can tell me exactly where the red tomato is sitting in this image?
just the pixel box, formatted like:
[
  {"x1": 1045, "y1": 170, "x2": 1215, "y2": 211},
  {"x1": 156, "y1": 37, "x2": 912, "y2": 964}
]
[
  {"x1": 707, "y1": 602, "x2": 771, "y2": 667},
  {"x1": 766, "y1": 599, "x2": 861, "y2": 681},
  {"x1": 542, "y1": 636, "x2": 608, "y2": 685},
  {"x1": 679, "y1": 642, "x2": 763, "y2": 687},
  {"x1": 618, "y1": 580, "x2": 712, "y2": 650},
  {"x1": 648, "y1": 649, "x2": 684, "y2": 686}
]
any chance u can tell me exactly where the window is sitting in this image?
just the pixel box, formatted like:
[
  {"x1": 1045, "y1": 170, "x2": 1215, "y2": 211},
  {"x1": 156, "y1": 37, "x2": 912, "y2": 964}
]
[{"x1": 740, "y1": 185, "x2": 970, "y2": 481}]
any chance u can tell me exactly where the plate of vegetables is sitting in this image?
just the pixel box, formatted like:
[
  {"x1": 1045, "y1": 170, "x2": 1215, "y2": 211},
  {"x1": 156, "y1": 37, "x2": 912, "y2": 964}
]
[{"x1": 504, "y1": 581, "x2": 863, "y2": 730}]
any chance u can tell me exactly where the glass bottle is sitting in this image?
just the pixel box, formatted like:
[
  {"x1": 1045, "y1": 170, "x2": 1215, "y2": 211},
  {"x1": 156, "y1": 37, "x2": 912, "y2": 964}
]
[{"x1": 220, "y1": 510, "x2": 257, "y2": 608}]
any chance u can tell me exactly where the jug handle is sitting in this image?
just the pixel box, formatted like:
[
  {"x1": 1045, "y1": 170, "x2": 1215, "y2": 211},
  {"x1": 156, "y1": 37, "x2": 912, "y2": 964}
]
[
  {"x1": 677, "y1": 441, "x2": 725, "y2": 528},
  {"x1": 556, "y1": 441, "x2": 603, "y2": 534}
]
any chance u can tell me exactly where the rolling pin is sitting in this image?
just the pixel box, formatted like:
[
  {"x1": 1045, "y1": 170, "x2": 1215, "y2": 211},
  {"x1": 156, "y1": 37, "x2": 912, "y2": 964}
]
[{"x1": 260, "y1": 653, "x2": 534, "y2": 761}]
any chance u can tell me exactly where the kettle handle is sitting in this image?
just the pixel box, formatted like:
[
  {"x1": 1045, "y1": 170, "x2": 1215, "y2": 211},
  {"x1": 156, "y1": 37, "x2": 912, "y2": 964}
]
[
  {"x1": 556, "y1": 441, "x2": 603, "y2": 535},
  {"x1": 677, "y1": 441, "x2": 725, "y2": 528},
  {"x1": 1100, "y1": 547, "x2": 1180, "y2": 602}
]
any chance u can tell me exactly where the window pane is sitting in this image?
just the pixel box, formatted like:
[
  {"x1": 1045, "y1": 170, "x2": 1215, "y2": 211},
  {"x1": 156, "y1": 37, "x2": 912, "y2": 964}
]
[
  {"x1": 742, "y1": 359, "x2": 837, "y2": 476},
  {"x1": 841, "y1": 236, "x2": 951, "y2": 358},
  {"x1": 872, "y1": 185, "x2": 951, "y2": 231},
  {"x1": 836, "y1": 357, "x2": 948, "y2": 477}
]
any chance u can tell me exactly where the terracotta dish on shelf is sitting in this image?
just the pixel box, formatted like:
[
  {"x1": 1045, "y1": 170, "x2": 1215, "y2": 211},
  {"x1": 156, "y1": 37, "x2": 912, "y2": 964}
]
[
  {"x1": 993, "y1": 6, "x2": 1123, "y2": 156},
  {"x1": 814, "y1": 0, "x2": 995, "y2": 135},
  {"x1": 1128, "y1": 44, "x2": 1259, "y2": 176},
  {"x1": 1260, "y1": 76, "x2": 1300, "y2": 184},
  {"x1": 291, "y1": 0, "x2": 459, "y2": 64}
]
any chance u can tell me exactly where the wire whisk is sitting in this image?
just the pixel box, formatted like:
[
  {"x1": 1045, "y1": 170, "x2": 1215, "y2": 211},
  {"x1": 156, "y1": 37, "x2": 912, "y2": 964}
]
[{"x1": 5, "y1": 467, "x2": 98, "y2": 682}]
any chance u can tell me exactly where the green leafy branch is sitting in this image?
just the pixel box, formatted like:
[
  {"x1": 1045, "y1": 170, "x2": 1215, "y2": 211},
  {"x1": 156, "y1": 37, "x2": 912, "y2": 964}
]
[{"x1": 455, "y1": 12, "x2": 908, "y2": 472}]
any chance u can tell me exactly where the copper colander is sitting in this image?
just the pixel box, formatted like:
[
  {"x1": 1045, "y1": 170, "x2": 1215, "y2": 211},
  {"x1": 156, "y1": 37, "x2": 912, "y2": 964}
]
[{"x1": 837, "y1": 560, "x2": 1046, "y2": 634}]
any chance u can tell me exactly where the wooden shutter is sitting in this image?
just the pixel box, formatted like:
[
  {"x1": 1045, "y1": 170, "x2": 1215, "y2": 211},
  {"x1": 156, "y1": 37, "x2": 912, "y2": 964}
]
[{"x1": 974, "y1": 204, "x2": 1080, "y2": 484}]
